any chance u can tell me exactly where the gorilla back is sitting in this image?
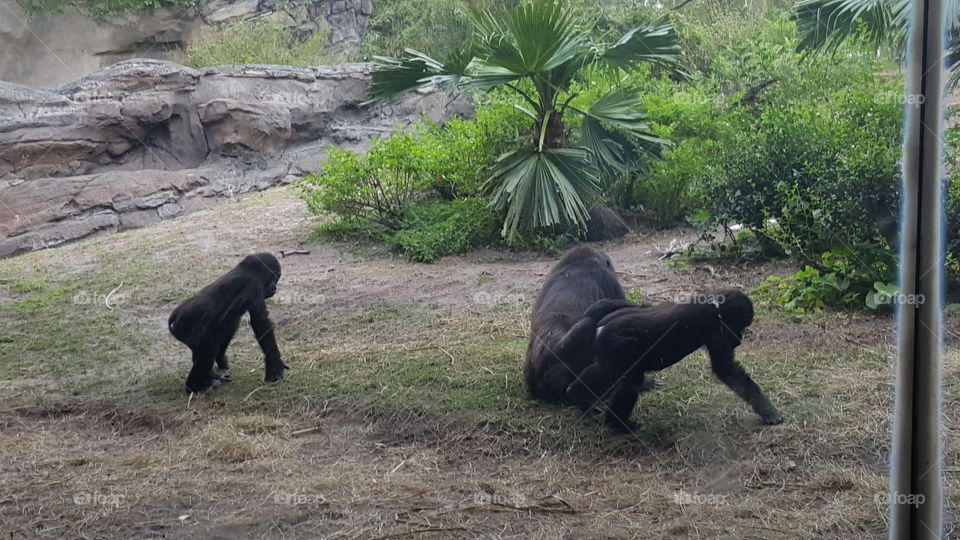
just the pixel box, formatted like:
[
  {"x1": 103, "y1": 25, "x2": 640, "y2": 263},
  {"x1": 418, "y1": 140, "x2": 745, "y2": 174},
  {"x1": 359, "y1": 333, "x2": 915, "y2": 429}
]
[
  {"x1": 169, "y1": 253, "x2": 286, "y2": 392},
  {"x1": 523, "y1": 245, "x2": 628, "y2": 403}
]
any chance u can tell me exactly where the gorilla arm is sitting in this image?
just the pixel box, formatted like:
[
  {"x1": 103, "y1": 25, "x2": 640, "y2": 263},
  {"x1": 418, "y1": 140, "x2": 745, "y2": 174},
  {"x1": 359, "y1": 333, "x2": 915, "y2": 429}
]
[{"x1": 248, "y1": 297, "x2": 288, "y2": 382}]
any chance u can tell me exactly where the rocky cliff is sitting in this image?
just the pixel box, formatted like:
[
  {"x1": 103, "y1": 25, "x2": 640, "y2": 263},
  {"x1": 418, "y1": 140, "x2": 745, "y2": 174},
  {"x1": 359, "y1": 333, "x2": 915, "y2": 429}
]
[
  {"x1": 0, "y1": 59, "x2": 467, "y2": 257},
  {"x1": 0, "y1": 0, "x2": 371, "y2": 87}
]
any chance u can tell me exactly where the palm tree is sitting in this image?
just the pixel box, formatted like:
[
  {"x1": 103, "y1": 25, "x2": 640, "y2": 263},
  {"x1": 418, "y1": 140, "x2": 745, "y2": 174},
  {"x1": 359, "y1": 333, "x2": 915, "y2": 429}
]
[
  {"x1": 793, "y1": 0, "x2": 960, "y2": 85},
  {"x1": 367, "y1": 1, "x2": 682, "y2": 237}
]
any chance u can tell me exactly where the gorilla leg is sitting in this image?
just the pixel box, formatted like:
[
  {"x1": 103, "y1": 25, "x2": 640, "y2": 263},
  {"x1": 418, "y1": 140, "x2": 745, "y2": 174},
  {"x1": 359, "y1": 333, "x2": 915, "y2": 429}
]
[
  {"x1": 708, "y1": 346, "x2": 783, "y2": 425},
  {"x1": 604, "y1": 380, "x2": 643, "y2": 432},
  {"x1": 566, "y1": 362, "x2": 618, "y2": 416},
  {"x1": 185, "y1": 347, "x2": 217, "y2": 393},
  {"x1": 214, "y1": 342, "x2": 232, "y2": 383},
  {"x1": 532, "y1": 316, "x2": 600, "y2": 403}
]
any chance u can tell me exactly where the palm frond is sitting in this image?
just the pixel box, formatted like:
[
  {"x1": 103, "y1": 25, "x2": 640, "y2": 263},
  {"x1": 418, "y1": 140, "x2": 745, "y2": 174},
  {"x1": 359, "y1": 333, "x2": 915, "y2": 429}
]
[
  {"x1": 793, "y1": 0, "x2": 910, "y2": 53},
  {"x1": 484, "y1": 148, "x2": 600, "y2": 236},
  {"x1": 368, "y1": 48, "x2": 471, "y2": 100},
  {"x1": 574, "y1": 88, "x2": 668, "y2": 171},
  {"x1": 599, "y1": 18, "x2": 682, "y2": 69},
  {"x1": 467, "y1": 1, "x2": 588, "y2": 89}
]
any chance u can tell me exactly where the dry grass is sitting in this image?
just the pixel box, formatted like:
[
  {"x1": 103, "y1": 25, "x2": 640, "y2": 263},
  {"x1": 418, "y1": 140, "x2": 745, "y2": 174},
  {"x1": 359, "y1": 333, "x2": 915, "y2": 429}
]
[{"x1": 0, "y1": 187, "x2": 956, "y2": 538}]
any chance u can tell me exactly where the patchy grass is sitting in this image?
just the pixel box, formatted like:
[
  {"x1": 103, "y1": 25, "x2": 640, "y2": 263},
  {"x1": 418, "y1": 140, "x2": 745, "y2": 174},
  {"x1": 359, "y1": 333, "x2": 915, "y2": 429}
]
[{"x1": 0, "y1": 187, "x2": 955, "y2": 538}]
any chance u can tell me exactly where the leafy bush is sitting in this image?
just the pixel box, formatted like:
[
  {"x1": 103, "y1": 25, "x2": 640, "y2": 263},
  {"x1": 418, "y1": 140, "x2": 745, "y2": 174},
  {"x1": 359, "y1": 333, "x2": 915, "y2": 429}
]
[
  {"x1": 414, "y1": 98, "x2": 527, "y2": 198},
  {"x1": 758, "y1": 245, "x2": 898, "y2": 312},
  {"x1": 300, "y1": 101, "x2": 529, "y2": 261},
  {"x1": 361, "y1": 0, "x2": 516, "y2": 58},
  {"x1": 706, "y1": 85, "x2": 902, "y2": 261},
  {"x1": 300, "y1": 142, "x2": 430, "y2": 230},
  {"x1": 178, "y1": 19, "x2": 336, "y2": 68},
  {"x1": 386, "y1": 198, "x2": 501, "y2": 263}
]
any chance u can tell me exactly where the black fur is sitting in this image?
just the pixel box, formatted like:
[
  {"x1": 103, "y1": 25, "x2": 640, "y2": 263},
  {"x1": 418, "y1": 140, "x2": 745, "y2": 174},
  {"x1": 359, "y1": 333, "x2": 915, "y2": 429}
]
[
  {"x1": 168, "y1": 253, "x2": 287, "y2": 393},
  {"x1": 523, "y1": 245, "x2": 631, "y2": 403},
  {"x1": 566, "y1": 290, "x2": 783, "y2": 431}
]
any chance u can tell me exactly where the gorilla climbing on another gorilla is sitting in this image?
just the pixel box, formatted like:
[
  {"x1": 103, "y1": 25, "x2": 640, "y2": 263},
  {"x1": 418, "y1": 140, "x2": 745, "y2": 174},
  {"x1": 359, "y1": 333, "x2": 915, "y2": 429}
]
[
  {"x1": 169, "y1": 253, "x2": 288, "y2": 393},
  {"x1": 523, "y1": 245, "x2": 657, "y2": 405},
  {"x1": 524, "y1": 245, "x2": 782, "y2": 431},
  {"x1": 567, "y1": 290, "x2": 784, "y2": 431}
]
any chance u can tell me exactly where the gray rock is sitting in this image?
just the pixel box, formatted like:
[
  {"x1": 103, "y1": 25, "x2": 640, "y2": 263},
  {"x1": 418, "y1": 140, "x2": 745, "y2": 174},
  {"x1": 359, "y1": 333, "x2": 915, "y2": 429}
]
[
  {"x1": 585, "y1": 204, "x2": 630, "y2": 242},
  {"x1": 0, "y1": 59, "x2": 471, "y2": 256},
  {"x1": 0, "y1": 0, "x2": 372, "y2": 87}
]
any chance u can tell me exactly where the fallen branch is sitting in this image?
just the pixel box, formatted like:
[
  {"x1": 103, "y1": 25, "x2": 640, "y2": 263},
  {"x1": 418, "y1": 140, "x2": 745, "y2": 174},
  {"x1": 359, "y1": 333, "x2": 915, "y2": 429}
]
[{"x1": 280, "y1": 249, "x2": 311, "y2": 258}]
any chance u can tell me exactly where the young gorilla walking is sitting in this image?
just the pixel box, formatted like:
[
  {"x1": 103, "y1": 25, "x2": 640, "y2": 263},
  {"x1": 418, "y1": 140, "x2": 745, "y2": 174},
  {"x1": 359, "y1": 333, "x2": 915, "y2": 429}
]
[
  {"x1": 169, "y1": 253, "x2": 288, "y2": 393},
  {"x1": 566, "y1": 290, "x2": 783, "y2": 431}
]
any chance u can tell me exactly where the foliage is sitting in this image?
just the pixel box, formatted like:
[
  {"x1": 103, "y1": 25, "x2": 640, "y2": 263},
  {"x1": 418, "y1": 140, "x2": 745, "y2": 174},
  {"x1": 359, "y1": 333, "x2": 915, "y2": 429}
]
[
  {"x1": 361, "y1": 0, "x2": 517, "y2": 59},
  {"x1": 759, "y1": 244, "x2": 898, "y2": 312},
  {"x1": 300, "y1": 141, "x2": 430, "y2": 230},
  {"x1": 386, "y1": 198, "x2": 501, "y2": 262},
  {"x1": 300, "y1": 101, "x2": 531, "y2": 261},
  {"x1": 176, "y1": 18, "x2": 336, "y2": 68},
  {"x1": 706, "y1": 84, "x2": 902, "y2": 261},
  {"x1": 792, "y1": 0, "x2": 960, "y2": 88},
  {"x1": 17, "y1": 0, "x2": 194, "y2": 18},
  {"x1": 368, "y1": 1, "x2": 682, "y2": 237},
  {"x1": 413, "y1": 98, "x2": 528, "y2": 198}
]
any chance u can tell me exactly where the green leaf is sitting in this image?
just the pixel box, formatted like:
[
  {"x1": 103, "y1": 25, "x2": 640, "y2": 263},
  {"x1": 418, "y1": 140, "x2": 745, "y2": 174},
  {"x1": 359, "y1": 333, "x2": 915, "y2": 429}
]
[
  {"x1": 484, "y1": 147, "x2": 600, "y2": 236},
  {"x1": 574, "y1": 87, "x2": 669, "y2": 175},
  {"x1": 369, "y1": 48, "x2": 470, "y2": 100},
  {"x1": 599, "y1": 18, "x2": 682, "y2": 69},
  {"x1": 792, "y1": 0, "x2": 911, "y2": 53}
]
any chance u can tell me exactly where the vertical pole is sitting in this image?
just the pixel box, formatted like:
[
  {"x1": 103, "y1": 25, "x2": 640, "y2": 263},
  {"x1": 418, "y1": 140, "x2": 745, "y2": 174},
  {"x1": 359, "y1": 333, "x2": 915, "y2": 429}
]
[{"x1": 890, "y1": 0, "x2": 944, "y2": 538}]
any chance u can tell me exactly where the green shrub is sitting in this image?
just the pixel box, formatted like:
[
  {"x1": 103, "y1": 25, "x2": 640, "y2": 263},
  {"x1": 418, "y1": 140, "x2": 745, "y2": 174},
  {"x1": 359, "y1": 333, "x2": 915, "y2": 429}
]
[
  {"x1": 706, "y1": 85, "x2": 902, "y2": 261},
  {"x1": 758, "y1": 244, "x2": 897, "y2": 312},
  {"x1": 361, "y1": 0, "x2": 516, "y2": 59},
  {"x1": 386, "y1": 198, "x2": 501, "y2": 262},
  {"x1": 416, "y1": 98, "x2": 527, "y2": 198},
  {"x1": 300, "y1": 101, "x2": 529, "y2": 261},
  {"x1": 300, "y1": 141, "x2": 430, "y2": 230},
  {"x1": 178, "y1": 19, "x2": 336, "y2": 68}
]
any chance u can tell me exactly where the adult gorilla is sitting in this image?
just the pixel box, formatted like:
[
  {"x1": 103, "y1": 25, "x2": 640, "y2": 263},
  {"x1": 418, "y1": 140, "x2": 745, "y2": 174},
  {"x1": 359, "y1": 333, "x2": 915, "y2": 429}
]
[{"x1": 523, "y1": 245, "x2": 636, "y2": 403}]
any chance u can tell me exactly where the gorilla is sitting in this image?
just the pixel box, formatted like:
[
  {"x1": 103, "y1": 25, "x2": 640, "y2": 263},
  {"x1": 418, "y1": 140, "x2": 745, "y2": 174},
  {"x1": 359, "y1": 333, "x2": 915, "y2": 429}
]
[
  {"x1": 523, "y1": 245, "x2": 642, "y2": 403},
  {"x1": 566, "y1": 290, "x2": 784, "y2": 431},
  {"x1": 169, "y1": 253, "x2": 287, "y2": 393}
]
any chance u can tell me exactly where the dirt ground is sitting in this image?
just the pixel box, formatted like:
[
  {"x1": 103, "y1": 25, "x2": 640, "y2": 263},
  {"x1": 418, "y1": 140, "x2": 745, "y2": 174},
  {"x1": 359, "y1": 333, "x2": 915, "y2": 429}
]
[{"x1": 0, "y1": 187, "x2": 957, "y2": 539}]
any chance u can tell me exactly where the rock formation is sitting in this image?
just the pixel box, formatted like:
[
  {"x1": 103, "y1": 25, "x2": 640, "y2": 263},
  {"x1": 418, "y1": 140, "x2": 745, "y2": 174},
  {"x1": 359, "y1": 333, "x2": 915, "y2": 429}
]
[
  {"x1": 0, "y1": 0, "x2": 371, "y2": 87},
  {"x1": 0, "y1": 59, "x2": 468, "y2": 257}
]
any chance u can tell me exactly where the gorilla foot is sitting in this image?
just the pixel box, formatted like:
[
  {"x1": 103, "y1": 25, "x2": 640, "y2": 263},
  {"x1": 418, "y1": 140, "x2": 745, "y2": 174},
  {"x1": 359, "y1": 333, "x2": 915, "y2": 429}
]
[
  {"x1": 638, "y1": 378, "x2": 665, "y2": 393},
  {"x1": 760, "y1": 410, "x2": 784, "y2": 425},
  {"x1": 185, "y1": 377, "x2": 221, "y2": 394},
  {"x1": 606, "y1": 416, "x2": 641, "y2": 434}
]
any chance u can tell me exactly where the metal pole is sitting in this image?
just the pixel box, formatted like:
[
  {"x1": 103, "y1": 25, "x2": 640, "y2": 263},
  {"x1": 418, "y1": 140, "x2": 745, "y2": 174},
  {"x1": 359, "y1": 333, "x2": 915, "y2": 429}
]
[{"x1": 890, "y1": 0, "x2": 945, "y2": 538}]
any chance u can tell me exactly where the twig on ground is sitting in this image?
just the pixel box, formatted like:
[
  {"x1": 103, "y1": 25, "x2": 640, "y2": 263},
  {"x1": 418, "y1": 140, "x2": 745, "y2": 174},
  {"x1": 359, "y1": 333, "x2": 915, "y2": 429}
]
[{"x1": 290, "y1": 426, "x2": 323, "y2": 437}]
